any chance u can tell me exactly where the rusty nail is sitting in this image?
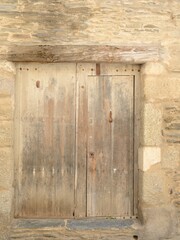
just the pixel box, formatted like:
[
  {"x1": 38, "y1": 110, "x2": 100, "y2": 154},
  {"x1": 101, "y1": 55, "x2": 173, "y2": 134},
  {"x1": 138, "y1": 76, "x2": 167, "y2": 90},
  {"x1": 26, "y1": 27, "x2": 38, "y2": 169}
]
[
  {"x1": 96, "y1": 63, "x2": 100, "y2": 75},
  {"x1": 109, "y1": 110, "x2": 113, "y2": 123},
  {"x1": 89, "y1": 152, "x2": 94, "y2": 158},
  {"x1": 36, "y1": 80, "x2": 40, "y2": 88},
  {"x1": 133, "y1": 236, "x2": 138, "y2": 240}
]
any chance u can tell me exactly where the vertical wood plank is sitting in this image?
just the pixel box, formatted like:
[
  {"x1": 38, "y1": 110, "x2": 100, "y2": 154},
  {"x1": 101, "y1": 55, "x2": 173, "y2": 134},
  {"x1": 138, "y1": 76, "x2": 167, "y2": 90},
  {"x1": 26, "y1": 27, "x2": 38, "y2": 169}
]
[
  {"x1": 87, "y1": 74, "x2": 134, "y2": 217},
  {"x1": 111, "y1": 76, "x2": 134, "y2": 216},
  {"x1": 100, "y1": 63, "x2": 140, "y2": 216},
  {"x1": 87, "y1": 76, "x2": 112, "y2": 217},
  {"x1": 76, "y1": 63, "x2": 96, "y2": 217}
]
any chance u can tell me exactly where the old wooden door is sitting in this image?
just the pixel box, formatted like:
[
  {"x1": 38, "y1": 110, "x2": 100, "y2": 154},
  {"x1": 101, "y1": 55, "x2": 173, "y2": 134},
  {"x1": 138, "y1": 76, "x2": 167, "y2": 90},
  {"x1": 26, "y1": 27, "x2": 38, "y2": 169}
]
[
  {"x1": 15, "y1": 63, "x2": 139, "y2": 218},
  {"x1": 87, "y1": 75, "x2": 134, "y2": 217},
  {"x1": 77, "y1": 64, "x2": 137, "y2": 217},
  {"x1": 15, "y1": 63, "x2": 76, "y2": 218}
]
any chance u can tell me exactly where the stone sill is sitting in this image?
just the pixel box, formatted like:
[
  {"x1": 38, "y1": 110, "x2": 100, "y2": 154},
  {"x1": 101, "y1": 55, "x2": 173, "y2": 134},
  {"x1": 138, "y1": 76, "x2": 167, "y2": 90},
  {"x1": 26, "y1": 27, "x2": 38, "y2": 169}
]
[{"x1": 12, "y1": 217, "x2": 139, "y2": 230}]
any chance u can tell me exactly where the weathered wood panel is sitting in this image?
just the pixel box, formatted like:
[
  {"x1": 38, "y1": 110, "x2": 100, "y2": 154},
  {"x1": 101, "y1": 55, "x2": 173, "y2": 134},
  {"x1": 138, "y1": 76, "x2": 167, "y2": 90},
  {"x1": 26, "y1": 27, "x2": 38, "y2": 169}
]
[
  {"x1": 100, "y1": 63, "x2": 140, "y2": 215},
  {"x1": 87, "y1": 76, "x2": 112, "y2": 216},
  {"x1": 15, "y1": 63, "x2": 76, "y2": 218},
  {"x1": 86, "y1": 74, "x2": 134, "y2": 217},
  {"x1": 15, "y1": 63, "x2": 138, "y2": 219},
  {"x1": 0, "y1": 45, "x2": 160, "y2": 63},
  {"x1": 75, "y1": 63, "x2": 96, "y2": 218},
  {"x1": 111, "y1": 76, "x2": 134, "y2": 216}
]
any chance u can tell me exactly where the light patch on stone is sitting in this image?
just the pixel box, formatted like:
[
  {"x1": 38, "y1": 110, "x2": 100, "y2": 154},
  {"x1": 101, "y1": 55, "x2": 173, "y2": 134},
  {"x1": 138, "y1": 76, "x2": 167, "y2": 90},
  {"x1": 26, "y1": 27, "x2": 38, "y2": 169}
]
[
  {"x1": 141, "y1": 62, "x2": 167, "y2": 75},
  {"x1": 0, "y1": 61, "x2": 16, "y2": 74},
  {"x1": 162, "y1": 146, "x2": 180, "y2": 169},
  {"x1": 138, "y1": 147, "x2": 161, "y2": 171},
  {"x1": 142, "y1": 103, "x2": 162, "y2": 146}
]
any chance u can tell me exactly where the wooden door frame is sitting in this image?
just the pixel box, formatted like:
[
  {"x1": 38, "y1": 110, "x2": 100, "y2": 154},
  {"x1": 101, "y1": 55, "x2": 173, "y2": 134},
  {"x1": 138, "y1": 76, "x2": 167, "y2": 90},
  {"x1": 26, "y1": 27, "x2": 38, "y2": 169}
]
[{"x1": 10, "y1": 43, "x2": 148, "y2": 220}]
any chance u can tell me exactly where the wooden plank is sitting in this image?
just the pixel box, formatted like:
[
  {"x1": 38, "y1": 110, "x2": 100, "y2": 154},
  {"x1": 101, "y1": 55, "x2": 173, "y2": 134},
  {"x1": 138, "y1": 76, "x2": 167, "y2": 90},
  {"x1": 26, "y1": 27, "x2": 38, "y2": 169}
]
[
  {"x1": 87, "y1": 74, "x2": 134, "y2": 217},
  {"x1": 111, "y1": 76, "x2": 134, "y2": 216},
  {"x1": 87, "y1": 76, "x2": 112, "y2": 217},
  {"x1": 2, "y1": 45, "x2": 160, "y2": 63},
  {"x1": 16, "y1": 69, "x2": 40, "y2": 217},
  {"x1": 100, "y1": 63, "x2": 140, "y2": 216},
  {"x1": 75, "y1": 63, "x2": 96, "y2": 217},
  {"x1": 133, "y1": 75, "x2": 140, "y2": 216},
  {"x1": 100, "y1": 63, "x2": 140, "y2": 75},
  {"x1": 14, "y1": 66, "x2": 26, "y2": 217},
  {"x1": 15, "y1": 63, "x2": 76, "y2": 218}
]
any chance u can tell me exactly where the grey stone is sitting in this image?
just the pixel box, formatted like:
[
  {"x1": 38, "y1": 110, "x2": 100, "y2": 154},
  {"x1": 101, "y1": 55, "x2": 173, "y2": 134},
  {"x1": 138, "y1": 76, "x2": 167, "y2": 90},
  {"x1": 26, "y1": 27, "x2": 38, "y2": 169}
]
[
  {"x1": 67, "y1": 218, "x2": 134, "y2": 230},
  {"x1": 12, "y1": 219, "x2": 65, "y2": 229}
]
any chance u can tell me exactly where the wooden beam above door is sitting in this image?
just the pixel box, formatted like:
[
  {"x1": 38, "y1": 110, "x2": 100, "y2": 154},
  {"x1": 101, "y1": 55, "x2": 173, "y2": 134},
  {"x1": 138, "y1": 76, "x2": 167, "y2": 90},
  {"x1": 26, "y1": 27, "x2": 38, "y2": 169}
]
[{"x1": 0, "y1": 45, "x2": 160, "y2": 63}]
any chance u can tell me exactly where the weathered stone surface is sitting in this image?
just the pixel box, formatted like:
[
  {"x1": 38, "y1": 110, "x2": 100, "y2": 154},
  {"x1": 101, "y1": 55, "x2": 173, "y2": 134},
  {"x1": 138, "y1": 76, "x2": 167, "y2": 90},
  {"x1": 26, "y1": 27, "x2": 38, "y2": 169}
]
[
  {"x1": 141, "y1": 62, "x2": 167, "y2": 76},
  {"x1": 0, "y1": 189, "x2": 12, "y2": 240},
  {"x1": 143, "y1": 75, "x2": 180, "y2": 100},
  {"x1": 12, "y1": 218, "x2": 135, "y2": 230},
  {"x1": 163, "y1": 104, "x2": 180, "y2": 144},
  {"x1": 168, "y1": 43, "x2": 180, "y2": 71},
  {"x1": 162, "y1": 146, "x2": 180, "y2": 169},
  {"x1": 141, "y1": 103, "x2": 162, "y2": 146},
  {"x1": 0, "y1": 78, "x2": 14, "y2": 97},
  {"x1": 67, "y1": 219, "x2": 134, "y2": 230},
  {"x1": 138, "y1": 147, "x2": 161, "y2": 171},
  {"x1": 142, "y1": 206, "x2": 178, "y2": 240},
  {"x1": 10, "y1": 227, "x2": 139, "y2": 240},
  {"x1": 0, "y1": 0, "x2": 179, "y2": 49},
  {"x1": 0, "y1": 148, "x2": 13, "y2": 189},
  {"x1": 139, "y1": 169, "x2": 170, "y2": 206},
  {"x1": 0, "y1": 97, "x2": 13, "y2": 120},
  {"x1": 0, "y1": 189, "x2": 12, "y2": 217},
  {"x1": 0, "y1": 121, "x2": 13, "y2": 147},
  {"x1": 0, "y1": 61, "x2": 16, "y2": 75},
  {"x1": 0, "y1": 0, "x2": 179, "y2": 239}
]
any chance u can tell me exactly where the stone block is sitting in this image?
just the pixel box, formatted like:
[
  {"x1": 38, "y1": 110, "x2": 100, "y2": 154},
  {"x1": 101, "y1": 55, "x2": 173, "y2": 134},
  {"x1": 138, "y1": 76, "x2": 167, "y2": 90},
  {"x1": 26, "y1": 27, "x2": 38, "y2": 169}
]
[
  {"x1": 141, "y1": 103, "x2": 162, "y2": 146},
  {"x1": 142, "y1": 206, "x2": 177, "y2": 240},
  {"x1": 0, "y1": 189, "x2": 12, "y2": 217},
  {"x1": 0, "y1": 78, "x2": 15, "y2": 97},
  {"x1": 0, "y1": 121, "x2": 13, "y2": 147},
  {"x1": 141, "y1": 62, "x2": 167, "y2": 76},
  {"x1": 143, "y1": 75, "x2": 180, "y2": 100},
  {"x1": 0, "y1": 97, "x2": 13, "y2": 120},
  {"x1": 138, "y1": 147, "x2": 161, "y2": 171},
  {"x1": 168, "y1": 43, "x2": 180, "y2": 71},
  {"x1": 166, "y1": 75, "x2": 180, "y2": 99},
  {"x1": 162, "y1": 104, "x2": 180, "y2": 144},
  {"x1": 0, "y1": 61, "x2": 16, "y2": 75},
  {"x1": 139, "y1": 169, "x2": 170, "y2": 206},
  {"x1": 162, "y1": 146, "x2": 179, "y2": 169},
  {"x1": 0, "y1": 189, "x2": 12, "y2": 239},
  {"x1": 0, "y1": 148, "x2": 13, "y2": 189}
]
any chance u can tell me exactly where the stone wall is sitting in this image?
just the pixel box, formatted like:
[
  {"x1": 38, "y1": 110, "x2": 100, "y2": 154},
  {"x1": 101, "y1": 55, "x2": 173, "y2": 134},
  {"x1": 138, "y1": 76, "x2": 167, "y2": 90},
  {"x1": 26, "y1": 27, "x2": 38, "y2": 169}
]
[
  {"x1": 0, "y1": 1, "x2": 179, "y2": 239},
  {"x1": 138, "y1": 62, "x2": 180, "y2": 240},
  {"x1": 0, "y1": 61, "x2": 15, "y2": 239}
]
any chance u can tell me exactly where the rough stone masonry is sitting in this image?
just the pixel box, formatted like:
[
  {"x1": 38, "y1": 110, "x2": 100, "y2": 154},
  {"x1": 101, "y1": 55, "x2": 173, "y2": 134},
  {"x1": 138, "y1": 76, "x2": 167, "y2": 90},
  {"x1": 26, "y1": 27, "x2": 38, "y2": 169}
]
[{"x1": 0, "y1": 1, "x2": 180, "y2": 239}]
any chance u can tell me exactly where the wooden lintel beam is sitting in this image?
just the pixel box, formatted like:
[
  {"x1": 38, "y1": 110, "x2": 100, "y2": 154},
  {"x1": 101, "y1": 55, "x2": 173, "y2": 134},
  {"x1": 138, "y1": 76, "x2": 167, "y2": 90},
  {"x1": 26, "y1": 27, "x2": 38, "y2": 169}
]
[{"x1": 0, "y1": 45, "x2": 161, "y2": 63}]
